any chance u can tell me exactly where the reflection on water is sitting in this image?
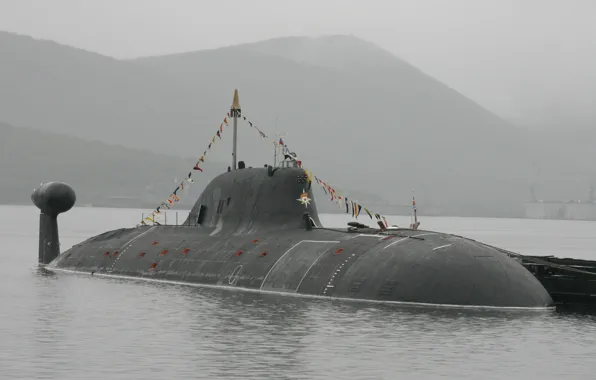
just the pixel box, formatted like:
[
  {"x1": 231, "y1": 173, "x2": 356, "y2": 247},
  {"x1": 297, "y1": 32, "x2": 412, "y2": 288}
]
[
  {"x1": 1, "y1": 206, "x2": 596, "y2": 379},
  {"x1": 5, "y1": 275, "x2": 596, "y2": 380}
]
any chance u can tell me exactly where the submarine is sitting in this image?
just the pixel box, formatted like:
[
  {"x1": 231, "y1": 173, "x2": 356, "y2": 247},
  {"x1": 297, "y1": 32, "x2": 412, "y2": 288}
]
[{"x1": 32, "y1": 90, "x2": 559, "y2": 310}]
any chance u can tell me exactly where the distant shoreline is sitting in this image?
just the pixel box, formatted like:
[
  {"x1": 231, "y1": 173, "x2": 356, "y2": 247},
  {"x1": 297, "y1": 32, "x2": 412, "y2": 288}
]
[
  {"x1": 0, "y1": 201, "x2": 519, "y2": 220},
  {"x1": 10, "y1": 201, "x2": 596, "y2": 221}
]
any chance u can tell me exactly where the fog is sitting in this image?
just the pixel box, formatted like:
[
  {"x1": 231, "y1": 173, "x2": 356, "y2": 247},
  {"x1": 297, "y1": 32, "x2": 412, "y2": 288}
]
[
  {"x1": 1, "y1": 0, "x2": 594, "y2": 125},
  {"x1": 0, "y1": 0, "x2": 594, "y2": 218}
]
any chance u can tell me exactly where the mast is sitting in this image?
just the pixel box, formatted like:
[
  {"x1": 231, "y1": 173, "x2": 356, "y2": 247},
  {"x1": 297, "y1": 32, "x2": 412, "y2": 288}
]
[
  {"x1": 410, "y1": 191, "x2": 420, "y2": 230},
  {"x1": 273, "y1": 133, "x2": 278, "y2": 167},
  {"x1": 272, "y1": 117, "x2": 286, "y2": 168},
  {"x1": 231, "y1": 89, "x2": 241, "y2": 170},
  {"x1": 273, "y1": 117, "x2": 279, "y2": 167}
]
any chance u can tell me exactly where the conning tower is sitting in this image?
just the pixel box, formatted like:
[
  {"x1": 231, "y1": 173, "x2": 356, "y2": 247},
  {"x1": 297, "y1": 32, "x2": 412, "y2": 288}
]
[
  {"x1": 185, "y1": 165, "x2": 320, "y2": 234},
  {"x1": 184, "y1": 89, "x2": 320, "y2": 234}
]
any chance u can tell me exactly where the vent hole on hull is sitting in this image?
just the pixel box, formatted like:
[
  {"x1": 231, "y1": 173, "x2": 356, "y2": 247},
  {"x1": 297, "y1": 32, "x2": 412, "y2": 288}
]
[
  {"x1": 378, "y1": 281, "x2": 398, "y2": 296},
  {"x1": 349, "y1": 279, "x2": 365, "y2": 293}
]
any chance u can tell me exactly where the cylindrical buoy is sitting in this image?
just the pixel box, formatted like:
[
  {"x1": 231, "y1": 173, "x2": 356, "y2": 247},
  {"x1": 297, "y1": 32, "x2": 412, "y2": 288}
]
[{"x1": 31, "y1": 182, "x2": 76, "y2": 265}]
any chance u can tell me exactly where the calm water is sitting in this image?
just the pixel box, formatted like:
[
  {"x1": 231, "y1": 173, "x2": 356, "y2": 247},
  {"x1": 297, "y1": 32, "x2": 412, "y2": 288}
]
[{"x1": 2, "y1": 205, "x2": 596, "y2": 379}]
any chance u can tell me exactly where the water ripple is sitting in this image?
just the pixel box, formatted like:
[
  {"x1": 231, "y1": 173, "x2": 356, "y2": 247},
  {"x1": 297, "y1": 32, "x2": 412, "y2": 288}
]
[{"x1": 2, "y1": 207, "x2": 596, "y2": 379}]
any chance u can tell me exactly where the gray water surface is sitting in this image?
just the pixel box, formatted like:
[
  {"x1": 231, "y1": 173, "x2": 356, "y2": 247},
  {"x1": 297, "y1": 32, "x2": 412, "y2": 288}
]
[{"x1": 1, "y1": 205, "x2": 596, "y2": 379}]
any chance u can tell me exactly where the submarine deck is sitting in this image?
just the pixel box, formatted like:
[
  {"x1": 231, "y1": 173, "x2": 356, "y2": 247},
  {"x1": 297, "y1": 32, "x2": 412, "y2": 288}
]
[{"x1": 48, "y1": 225, "x2": 552, "y2": 309}]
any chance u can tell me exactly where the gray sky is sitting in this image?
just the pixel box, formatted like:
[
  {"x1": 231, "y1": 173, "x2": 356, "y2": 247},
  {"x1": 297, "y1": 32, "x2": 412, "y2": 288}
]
[{"x1": 1, "y1": 0, "x2": 594, "y2": 125}]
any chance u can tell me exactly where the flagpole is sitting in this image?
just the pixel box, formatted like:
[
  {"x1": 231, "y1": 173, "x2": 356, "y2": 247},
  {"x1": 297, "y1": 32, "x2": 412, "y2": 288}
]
[
  {"x1": 273, "y1": 139, "x2": 277, "y2": 167},
  {"x1": 231, "y1": 89, "x2": 240, "y2": 170},
  {"x1": 411, "y1": 190, "x2": 419, "y2": 230},
  {"x1": 273, "y1": 118, "x2": 279, "y2": 167}
]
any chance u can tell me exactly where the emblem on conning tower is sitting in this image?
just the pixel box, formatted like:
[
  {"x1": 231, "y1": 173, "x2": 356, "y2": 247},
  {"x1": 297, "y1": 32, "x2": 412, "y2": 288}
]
[{"x1": 297, "y1": 189, "x2": 311, "y2": 208}]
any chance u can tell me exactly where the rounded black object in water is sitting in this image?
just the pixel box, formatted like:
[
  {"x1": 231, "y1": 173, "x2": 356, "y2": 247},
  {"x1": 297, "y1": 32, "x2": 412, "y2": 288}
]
[{"x1": 31, "y1": 182, "x2": 76, "y2": 216}]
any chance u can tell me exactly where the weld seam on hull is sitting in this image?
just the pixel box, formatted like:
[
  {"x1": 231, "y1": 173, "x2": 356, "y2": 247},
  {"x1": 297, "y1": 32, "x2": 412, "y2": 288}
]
[
  {"x1": 294, "y1": 241, "x2": 340, "y2": 293},
  {"x1": 412, "y1": 233, "x2": 438, "y2": 238},
  {"x1": 383, "y1": 237, "x2": 410, "y2": 250},
  {"x1": 259, "y1": 240, "x2": 339, "y2": 290},
  {"x1": 108, "y1": 226, "x2": 157, "y2": 272},
  {"x1": 351, "y1": 234, "x2": 386, "y2": 239}
]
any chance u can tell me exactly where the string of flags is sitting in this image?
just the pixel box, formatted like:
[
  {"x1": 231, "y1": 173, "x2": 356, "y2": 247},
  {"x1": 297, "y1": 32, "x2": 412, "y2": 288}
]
[
  {"x1": 137, "y1": 113, "x2": 230, "y2": 226},
  {"x1": 239, "y1": 114, "x2": 392, "y2": 228},
  {"x1": 233, "y1": 112, "x2": 269, "y2": 139}
]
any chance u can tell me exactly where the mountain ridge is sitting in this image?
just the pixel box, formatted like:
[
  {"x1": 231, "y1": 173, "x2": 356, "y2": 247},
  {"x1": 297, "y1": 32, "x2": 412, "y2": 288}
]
[
  {"x1": 1, "y1": 30, "x2": 591, "y2": 216},
  {"x1": 0, "y1": 120, "x2": 227, "y2": 208}
]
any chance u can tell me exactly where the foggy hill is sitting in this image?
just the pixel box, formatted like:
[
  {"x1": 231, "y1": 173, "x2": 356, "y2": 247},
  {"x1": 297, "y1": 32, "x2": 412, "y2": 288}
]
[
  {"x1": 0, "y1": 121, "x2": 377, "y2": 215},
  {"x1": 0, "y1": 31, "x2": 207, "y2": 150},
  {"x1": 0, "y1": 121, "x2": 227, "y2": 209},
  {"x1": 1, "y1": 31, "x2": 590, "y2": 216},
  {"x1": 127, "y1": 35, "x2": 573, "y2": 215}
]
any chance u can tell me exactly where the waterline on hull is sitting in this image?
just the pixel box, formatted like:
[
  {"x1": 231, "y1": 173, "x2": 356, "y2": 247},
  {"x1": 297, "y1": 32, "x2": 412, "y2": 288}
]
[{"x1": 47, "y1": 267, "x2": 555, "y2": 312}]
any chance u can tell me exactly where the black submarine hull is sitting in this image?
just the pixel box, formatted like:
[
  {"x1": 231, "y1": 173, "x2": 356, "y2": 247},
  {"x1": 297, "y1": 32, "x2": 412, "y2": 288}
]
[
  {"x1": 48, "y1": 225, "x2": 552, "y2": 308},
  {"x1": 36, "y1": 166, "x2": 554, "y2": 309}
]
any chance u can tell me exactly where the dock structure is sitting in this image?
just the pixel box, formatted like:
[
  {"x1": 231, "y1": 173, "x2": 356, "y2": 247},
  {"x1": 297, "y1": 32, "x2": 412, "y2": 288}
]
[{"x1": 524, "y1": 200, "x2": 596, "y2": 221}]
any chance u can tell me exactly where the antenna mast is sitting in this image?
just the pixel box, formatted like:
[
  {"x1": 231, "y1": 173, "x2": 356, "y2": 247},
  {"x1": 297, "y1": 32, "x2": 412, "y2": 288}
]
[
  {"x1": 231, "y1": 89, "x2": 241, "y2": 170},
  {"x1": 273, "y1": 117, "x2": 286, "y2": 168},
  {"x1": 410, "y1": 190, "x2": 420, "y2": 230},
  {"x1": 273, "y1": 117, "x2": 278, "y2": 167}
]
